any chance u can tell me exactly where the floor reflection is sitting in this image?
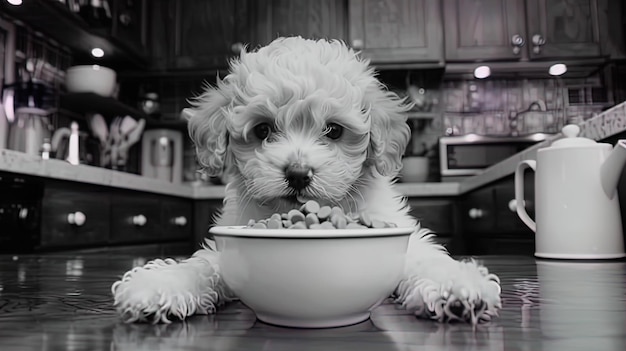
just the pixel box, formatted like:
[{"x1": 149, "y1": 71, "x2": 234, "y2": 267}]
[
  {"x1": 536, "y1": 260, "x2": 626, "y2": 351},
  {"x1": 0, "y1": 250, "x2": 625, "y2": 351}
]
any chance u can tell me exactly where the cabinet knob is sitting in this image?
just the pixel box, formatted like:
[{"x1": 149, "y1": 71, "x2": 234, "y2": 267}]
[
  {"x1": 468, "y1": 208, "x2": 484, "y2": 219},
  {"x1": 132, "y1": 214, "x2": 147, "y2": 227},
  {"x1": 511, "y1": 34, "x2": 525, "y2": 55},
  {"x1": 508, "y1": 199, "x2": 527, "y2": 212},
  {"x1": 531, "y1": 34, "x2": 546, "y2": 54},
  {"x1": 119, "y1": 11, "x2": 132, "y2": 26},
  {"x1": 173, "y1": 216, "x2": 188, "y2": 226},
  {"x1": 67, "y1": 211, "x2": 86, "y2": 227},
  {"x1": 351, "y1": 39, "x2": 363, "y2": 50},
  {"x1": 231, "y1": 42, "x2": 244, "y2": 55}
]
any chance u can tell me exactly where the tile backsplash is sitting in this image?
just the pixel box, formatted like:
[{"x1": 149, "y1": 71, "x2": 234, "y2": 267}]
[{"x1": 441, "y1": 78, "x2": 607, "y2": 137}]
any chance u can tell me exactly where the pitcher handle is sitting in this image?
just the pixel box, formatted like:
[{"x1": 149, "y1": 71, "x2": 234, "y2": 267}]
[{"x1": 515, "y1": 160, "x2": 536, "y2": 233}]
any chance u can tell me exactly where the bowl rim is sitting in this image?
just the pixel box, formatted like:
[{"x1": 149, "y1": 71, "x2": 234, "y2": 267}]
[
  {"x1": 209, "y1": 225, "x2": 414, "y2": 239},
  {"x1": 66, "y1": 65, "x2": 116, "y2": 73}
]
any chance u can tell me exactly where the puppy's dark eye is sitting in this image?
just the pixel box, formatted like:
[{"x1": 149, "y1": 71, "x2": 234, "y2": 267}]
[
  {"x1": 253, "y1": 123, "x2": 273, "y2": 140},
  {"x1": 323, "y1": 123, "x2": 343, "y2": 140}
]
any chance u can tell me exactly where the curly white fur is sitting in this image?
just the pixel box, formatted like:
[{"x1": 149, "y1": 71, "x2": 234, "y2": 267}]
[{"x1": 111, "y1": 37, "x2": 501, "y2": 325}]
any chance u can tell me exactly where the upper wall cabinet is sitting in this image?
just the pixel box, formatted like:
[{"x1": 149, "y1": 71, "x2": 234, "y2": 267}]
[
  {"x1": 444, "y1": 0, "x2": 602, "y2": 62},
  {"x1": 251, "y1": 0, "x2": 347, "y2": 48},
  {"x1": 348, "y1": 0, "x2": 444, "y2": 65},
  {"x1": 148, "y1": 0, "x2": 252, "y2": 71},
  {"x1": 148, "y1": 0, "x2": 345, "y2": 71}
]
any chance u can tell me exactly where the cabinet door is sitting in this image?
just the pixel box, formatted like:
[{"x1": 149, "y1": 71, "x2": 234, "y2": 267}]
[
  {"x1": 161, "y1": 197, "x2": 193, "y2": 240},
  {"x1": 41, "y1": 186, "x2": 110, "y2": 248},
  {"x1": 407, "y1": 198, "x2": 457, "y2": 249},
  {"x1": 111, "y1": 0, "x2": 147, "y2": 55},
  {"x1": 525, "y1": 0, "x2": 601, "y2": 59},
  {"x1": 348, "y1": 0, "x2": 444, "y2": 64},
  {"x1": 162, "y1": 0, "x2": 250, "y2": 70},
  {"x1": 110, "y1": 193, "x2": 162, "y2": 244},
  {"x1": 252, "y1": 0, "x2": 346, "y2": 46},
  {"x1": 443, "y1": 0, "x2": 527, "y2": 61}
]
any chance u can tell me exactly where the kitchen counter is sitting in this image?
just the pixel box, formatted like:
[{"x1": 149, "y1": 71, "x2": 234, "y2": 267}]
[
  {"x1": 2, "y1": 100, "x2": 626, "y2": 199},
  {"x1": 0, "y1": 246, "x2": 624, "y2": 351},
  {"x1": 0, "y1": 148, "x2": 460, "y2": 199}
]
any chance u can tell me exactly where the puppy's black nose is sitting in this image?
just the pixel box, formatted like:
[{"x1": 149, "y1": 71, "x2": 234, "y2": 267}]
[{"x1": 285, "y1": 164, "x2": 313, "y2": 190}]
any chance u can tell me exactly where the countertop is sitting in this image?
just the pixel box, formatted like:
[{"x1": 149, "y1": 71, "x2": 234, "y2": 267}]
[
  {"x1": 0, "y1": 245, "x2": 624, "y2": 351},
  {"x1": 2, "y1": 100, "x2": 626, "y2": 199}
]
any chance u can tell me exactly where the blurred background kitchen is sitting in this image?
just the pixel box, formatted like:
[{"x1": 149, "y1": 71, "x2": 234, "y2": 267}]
[{"x1": 1, "y1": 0, "x2": 626, "y2": 254}]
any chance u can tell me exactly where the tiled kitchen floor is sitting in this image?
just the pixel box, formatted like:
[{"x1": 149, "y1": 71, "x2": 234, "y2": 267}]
[{"x1": 0, "y1": 245, "x2": 625, "y2": 351}]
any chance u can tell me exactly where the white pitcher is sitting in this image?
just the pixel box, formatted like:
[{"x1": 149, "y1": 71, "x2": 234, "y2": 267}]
[{"x1": 515, "y1": 124, "x2": 626, "y2": 259}]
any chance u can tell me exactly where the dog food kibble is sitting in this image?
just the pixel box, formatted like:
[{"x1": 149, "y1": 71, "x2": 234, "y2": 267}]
[{"x1": 245, "y1": 200, "x2": 397, "y2": 229}]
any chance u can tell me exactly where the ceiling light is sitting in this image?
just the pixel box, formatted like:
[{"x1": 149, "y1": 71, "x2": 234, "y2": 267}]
[
  {"x1": 7, "y1": 0, "x2": 23, "y2": 5},
  {"x1": 549, "y1": 63, "x2": 567, "y2": 76},
  {"x1": 91, "y1": 48, "x2": 104, "y2": 58},
  {"x1": 474, "y1": 65, "x2": 491, "y2": 79}
]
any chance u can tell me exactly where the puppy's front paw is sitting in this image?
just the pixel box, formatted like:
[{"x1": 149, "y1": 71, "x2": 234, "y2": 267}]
[
  {"x1": 395, "y1": 260, "x2": 501, "y2": 324},
  {"x1": 111, "y1": 258, "x2": 222, "y2": 324}
]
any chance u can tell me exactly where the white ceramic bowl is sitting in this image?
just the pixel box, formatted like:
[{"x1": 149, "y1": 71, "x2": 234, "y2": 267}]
[
  {"x1": 65, "y1": 65, "x2": 117, "y2": 96},
  {"x1": 209, "y1": 225, "x2": 413, "y2": 328}
]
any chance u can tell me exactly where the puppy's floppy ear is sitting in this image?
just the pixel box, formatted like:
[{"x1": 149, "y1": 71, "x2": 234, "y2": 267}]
[
  {"x1": 186, "y1": 79, "x2": 232, "y2": 177},
  {"x1": 366, "y1": 84, "x2": 412, "y2": 177}
]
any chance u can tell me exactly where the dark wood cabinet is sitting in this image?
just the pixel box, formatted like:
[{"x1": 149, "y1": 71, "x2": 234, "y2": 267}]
[
  {"x1": 251, "y1": 0, "x2": 347, "y2": 46},
  {"x1": 39, "y1": 180, "x2": 194, "y2": 250},
  {"x1": 41, "y1": 183, "x2": 111, "y2": 248},
  {"x1": 460, "y1": 176, "x2": 535, "y2": 255},
  {"x1": 161, "y1": 197, "x2": 193, "y2": 240},
  {"x1": 407, "y1": 197, "x2": 463, "y2": 253},
  {"x1": 148, "y1": 0, "x2": 345, "y2": 71},
  {"x1": 148, "y1": 0, "x2": 251, "y2": 70},
  {"x1": 110, "y1": 0, "x2": 148, "y2": 56},
  {"x1": 444, "y1": 0, "x2": 602, "y2": 62},
  {"x1": 110, "y1": 192, "x2": 162, "y2": 244},
  {"x1": 443, "y1": 0, "x2": 526, "y2": 62},
  {"x1": 525, "y1": 0, "x2": 601, "y2": 59},
  {"x1": 348, "y1": 0, "x2": 444, "y2": 64}
]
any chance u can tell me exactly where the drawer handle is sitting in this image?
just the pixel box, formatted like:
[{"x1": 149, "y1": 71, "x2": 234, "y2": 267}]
[
  {"x1": 173, "y1": 216, "x2": 187, "y2": 226},
  {"x1": 132, "y1": 214, "x2": 147, "y2": 227},
  {"x1": 67, "y1": 211, "x2": 86, "y2": 226},
  {"x1": 468, "y1": 208, "x2": 484, "y2": 219}
]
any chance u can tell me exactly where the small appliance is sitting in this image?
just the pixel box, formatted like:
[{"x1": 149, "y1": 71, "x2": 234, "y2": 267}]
[
  {"x1": 515, "y1": 124, "x2": 626, "y2": 259},
  {"x1": 439, "y1": 133, "x2": 552, "y2": 179},
  {"x1": 141, "y1": 129, "x2": 183, "y2": 183}
]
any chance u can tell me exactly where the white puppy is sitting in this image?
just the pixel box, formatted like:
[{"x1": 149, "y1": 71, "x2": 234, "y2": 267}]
[{"x1": 112, "y1": 37, "x2": 501, "y2": 325}]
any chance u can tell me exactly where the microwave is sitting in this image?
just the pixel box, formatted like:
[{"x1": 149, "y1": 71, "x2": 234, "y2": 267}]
[{"x1": 439, "y1": 133, "x2": 552, "y2": 177}]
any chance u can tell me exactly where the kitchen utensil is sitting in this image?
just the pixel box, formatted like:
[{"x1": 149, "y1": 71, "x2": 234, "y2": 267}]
[
  {"x1": 87, "y1": 113, "x2": 108, "y2": 147},
  {"x1": 119, "y1": 115, "x2": 137, "y2": 136},
  {"x1": 107, "y1": 116, "x2": 122, "y2": 168},
  {"x1": 116, "y1": 118, "x2": 145, "y2": 168},
  {"x1": 209, "y1": 225, "x2": 412, "y2": 328},
  {"x1": 65, "y1": 65, "x2": 116, "y2": 97},
  {"x1": 515, "y1": 124, "x2": 626, "y2": 259},
  {"x1": 7, "y1": 108, "x2": 52, "y2": 156},
  {"x1": 141, "y1": 128, "x2": 182, "y2": 183},
  {"x1": 50, "y1": 122, "x2": 94, "y2": 165}
]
